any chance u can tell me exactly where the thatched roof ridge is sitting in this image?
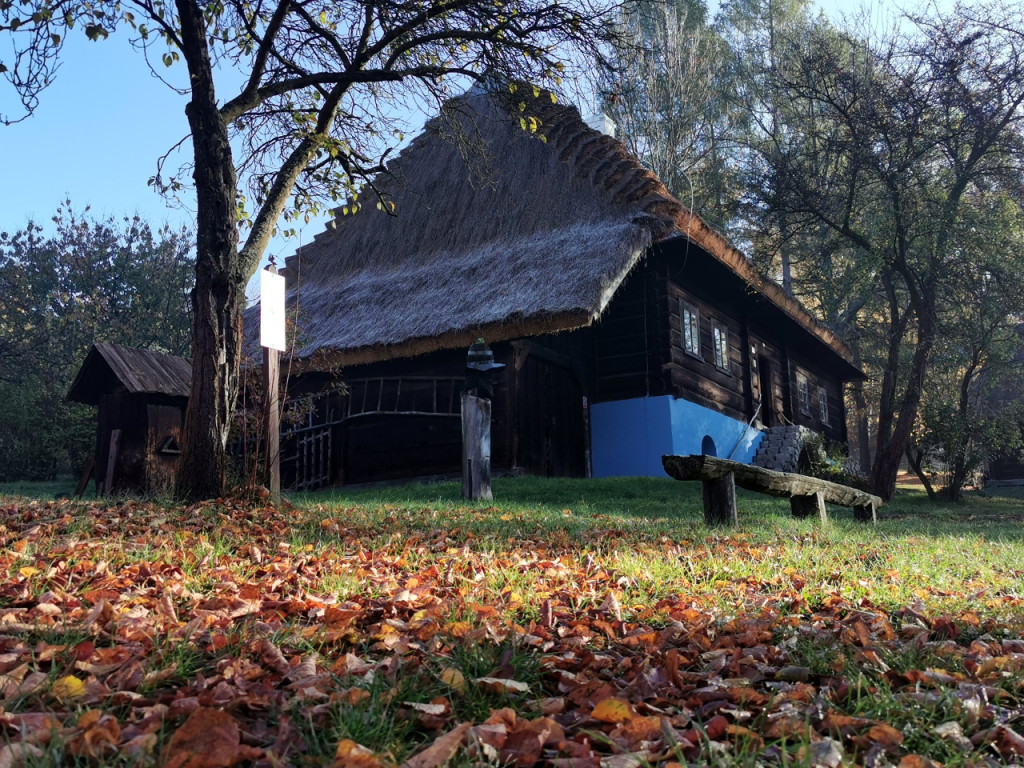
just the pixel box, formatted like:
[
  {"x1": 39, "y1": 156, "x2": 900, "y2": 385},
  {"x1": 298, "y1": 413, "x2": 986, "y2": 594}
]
[
  {"x1": 272, "y1": 88, "x2": 854, "y2": 368},
  {"x1": 67, "y1": 343, "x2": 191, "y2": 405}
]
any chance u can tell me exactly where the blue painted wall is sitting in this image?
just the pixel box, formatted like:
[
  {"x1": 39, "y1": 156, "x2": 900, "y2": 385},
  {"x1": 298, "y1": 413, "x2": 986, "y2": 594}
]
[{"x1": 591, "y1": 395, "x2": 764, "y2": 477}]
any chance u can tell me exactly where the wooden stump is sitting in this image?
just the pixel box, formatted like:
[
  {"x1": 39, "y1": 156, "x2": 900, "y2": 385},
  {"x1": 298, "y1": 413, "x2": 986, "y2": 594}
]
[
  {"x1": 702, "y1": 472, "x2": 737, "y2": 525},
  {"x1": 791, "y1": 491, "x2": 827, "y2": 523},
  {"x1": 462, "y1": 393, "x2": 492, "y2": 501}
]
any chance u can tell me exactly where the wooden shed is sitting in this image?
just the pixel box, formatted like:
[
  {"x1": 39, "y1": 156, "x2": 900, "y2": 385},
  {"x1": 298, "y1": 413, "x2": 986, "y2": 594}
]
[
  {"x1": 251, "y1": 87, "x2": 863, "y2": 488},
  {"x1": 67, "y1": 343, "x2": 191, "y2": 495}
]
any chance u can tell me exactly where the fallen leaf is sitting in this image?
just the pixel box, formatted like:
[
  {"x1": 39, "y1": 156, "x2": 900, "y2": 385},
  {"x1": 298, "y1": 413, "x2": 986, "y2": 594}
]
[
  {"x1": 163, "y1": 708, "x2": 263, "y2": 768},
  {"x1": 477, "y1": 677, "x2": 529, "y2": 695},
  {"x1": 334, "y1": 738, "x2": 391, "y2": 768},
  {"x1": 51, "y1": 674, "x2": 86, "y2": 700},
  {"x1": 402, "y1": 722, "x2": 472, "y2": 768},
  {"x1": 440, "y1": 667, "x2": 466, "y2": 693},
  {"x1": 0, "y1": 743, "x2": 43, "y2": 768},
  {"x1": 592, "y1": 697, "x2": 634, "y2": 723}
]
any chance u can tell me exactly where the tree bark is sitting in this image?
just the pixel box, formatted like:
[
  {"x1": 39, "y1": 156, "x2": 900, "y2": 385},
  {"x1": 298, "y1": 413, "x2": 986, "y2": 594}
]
[
  {"x1": 175, "y1": 0, "x2": 243, "y2": 500},
  {"x1": 870, "y1": 302, "x2": 935, "y2": 500}
]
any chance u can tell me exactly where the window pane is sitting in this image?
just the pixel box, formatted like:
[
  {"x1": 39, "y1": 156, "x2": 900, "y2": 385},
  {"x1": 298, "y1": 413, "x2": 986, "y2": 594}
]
[
  {"x1": 682, "y1": 303, "x2": 700, "y2": 356},
  {"x1": 713, "y1": 324, "x2": 728, "y2": 369}
]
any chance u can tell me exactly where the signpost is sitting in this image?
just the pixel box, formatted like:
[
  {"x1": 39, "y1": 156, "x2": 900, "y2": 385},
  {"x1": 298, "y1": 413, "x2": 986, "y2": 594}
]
[{"x1": 260, "y1": 264, "x2": 286, "y2": 505}]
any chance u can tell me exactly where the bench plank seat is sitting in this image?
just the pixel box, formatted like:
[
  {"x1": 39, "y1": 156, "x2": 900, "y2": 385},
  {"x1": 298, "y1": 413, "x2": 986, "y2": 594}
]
[{"x1": 662, "y1": 454, "x2": 880, "y2": 525}]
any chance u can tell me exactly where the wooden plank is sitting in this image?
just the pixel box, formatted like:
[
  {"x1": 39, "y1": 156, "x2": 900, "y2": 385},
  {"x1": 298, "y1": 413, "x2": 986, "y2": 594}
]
[
  {"x1": 702, "y1": 472, "x2": 737, "y2": 525},
  {"x1": 104, "y1": 429, "x2": 121, "y2": 495},
  {"x1": 662, "y1": 454, "x2": 881, "y2": 517}
]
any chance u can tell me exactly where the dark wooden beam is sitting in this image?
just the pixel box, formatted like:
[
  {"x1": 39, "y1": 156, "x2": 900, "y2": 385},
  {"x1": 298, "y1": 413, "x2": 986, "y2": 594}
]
[{"x1": 662, "y1": 454, "x2": 880, "y2": 524}]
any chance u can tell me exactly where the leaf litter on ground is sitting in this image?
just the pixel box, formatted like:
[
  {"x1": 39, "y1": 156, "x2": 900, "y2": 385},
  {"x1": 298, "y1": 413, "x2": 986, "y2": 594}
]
[{"x1": 0, "y1": 487, "x2": 1021, "y2": 766}]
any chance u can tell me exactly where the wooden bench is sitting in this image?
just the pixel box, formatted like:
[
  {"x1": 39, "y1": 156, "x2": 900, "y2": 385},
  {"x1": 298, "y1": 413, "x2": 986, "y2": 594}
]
[{"x1": 662, "y1": 454, "x2": 881, "y2": 525}]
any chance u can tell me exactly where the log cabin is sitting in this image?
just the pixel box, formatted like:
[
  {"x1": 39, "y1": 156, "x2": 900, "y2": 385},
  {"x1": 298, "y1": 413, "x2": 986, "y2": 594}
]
[
  {"x1": 67, "y1": 343, "x2": 191, "y2": 495},
  {"x1": 260, "y1": 87, "x2": 862, "y2": 489}
]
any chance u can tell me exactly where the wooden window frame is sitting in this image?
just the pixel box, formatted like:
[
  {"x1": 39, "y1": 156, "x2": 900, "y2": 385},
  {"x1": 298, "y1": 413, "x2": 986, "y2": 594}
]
[
  {"x1": 711, "y1": 321, "x2": 730, "y2": 373},
  {"x1": 680, "y1": 300, "x2": 702, "y2": 359},
  {"x1": 797, "y1": 372, "x2": 811, "y2": 415},
  {"x1": 818, "y1": 385, "x2": 830, "y2": 425}
]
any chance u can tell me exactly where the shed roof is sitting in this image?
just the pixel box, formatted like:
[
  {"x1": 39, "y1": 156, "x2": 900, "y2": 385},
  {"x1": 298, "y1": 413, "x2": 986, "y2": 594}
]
[
  {"x1": 67, "y1": 343, "x2": 192, "y2": 405},
  {"x1": 271, "y1": 88, "x2": 856, "y2": 373}
]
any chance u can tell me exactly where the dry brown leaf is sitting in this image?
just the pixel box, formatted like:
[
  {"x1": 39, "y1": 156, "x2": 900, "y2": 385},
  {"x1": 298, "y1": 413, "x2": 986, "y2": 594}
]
[
  {"x1": 477, "y1": 677, "x2": 529, "y2": 695},
  {"x1": 163, "y1": 708, "x2": 263, "y2": 768},
  {"x1": 402, "y1": 722, "x2": 472, "y2": 768},
  {"x1": 256, "y1": 638, "x2": 291, "y2": 676},
  {"x1": 0, "y1": 743, "x2": 43, "y2": 768}
]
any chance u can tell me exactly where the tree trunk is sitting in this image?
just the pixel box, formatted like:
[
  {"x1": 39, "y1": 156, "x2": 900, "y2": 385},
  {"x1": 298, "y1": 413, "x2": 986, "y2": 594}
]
[
  {"x1": 905, "y1": 445, "x2": 937, "y2": 500},
  {"x1": 870, "y1": 306, "x2": 935, "y2": 500},
  {"x1": 175, "y1": 0, "x2": 243, "y2": 500}
]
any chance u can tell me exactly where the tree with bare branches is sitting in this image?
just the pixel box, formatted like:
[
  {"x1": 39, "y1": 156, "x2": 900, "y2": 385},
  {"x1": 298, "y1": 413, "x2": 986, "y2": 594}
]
[
  {"x1": 744, "y1": 2, "x2": 1024, "y2": 499},
  {"x1": 1, "y1": 0, "x2": 619, "y2": 498}
]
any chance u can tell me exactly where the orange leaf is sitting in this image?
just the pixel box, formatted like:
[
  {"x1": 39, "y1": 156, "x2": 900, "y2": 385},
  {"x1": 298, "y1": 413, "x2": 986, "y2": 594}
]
[
  {"x1": 163, "y1": 708, "x2": 263, "y2": 768},
  {"x1": 592, "y1": 697, "x2": 634, "y2": 723},
  {"x1": 333, "y1": 739, "x2": 391, "y2": 768}
]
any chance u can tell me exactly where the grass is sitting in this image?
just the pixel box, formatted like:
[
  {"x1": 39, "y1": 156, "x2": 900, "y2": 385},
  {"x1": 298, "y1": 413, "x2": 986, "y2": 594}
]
[{"x1": 0, "y1": 475, "x2": 1022, "y2": 765}]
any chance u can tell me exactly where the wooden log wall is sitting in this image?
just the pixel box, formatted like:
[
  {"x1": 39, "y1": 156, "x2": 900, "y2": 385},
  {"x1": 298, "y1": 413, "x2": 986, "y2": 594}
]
[
  {"x1": 664, "y1": 281, "x2": 751, "y2": 422},
  {"x1": 785, "y1": 354, "x2": 848, "y2": 446},
  {"x1": 592, "y1": 267, "x2": 668, "y2": 403}
]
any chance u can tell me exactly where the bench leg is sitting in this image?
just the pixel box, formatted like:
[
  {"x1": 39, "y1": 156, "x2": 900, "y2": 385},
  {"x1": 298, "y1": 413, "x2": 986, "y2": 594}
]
[
  {"x1": 791, "y1": 491, "x2": 827, "y2": 523},
  {"x1": 702, "y1": 472, "x2": 737, "y2": 525},
  {"x1": 853, "y1": 502, "x2": 876, "y2": 524}
]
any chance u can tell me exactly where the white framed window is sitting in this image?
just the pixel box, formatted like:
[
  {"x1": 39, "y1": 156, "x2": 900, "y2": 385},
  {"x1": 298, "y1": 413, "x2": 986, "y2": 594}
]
[
  {"x1": 797, "y1": 373, "x2": 811, "y2": 415},
  {"x1": 818, "y1": 385, "x2": 830, "y2": 424},
  {"x1": 711, "y1": 321, "x2": 729, "y2": 372},
  {"x1": 680, "y1": 300, "x2": 701, "y2": 357}
]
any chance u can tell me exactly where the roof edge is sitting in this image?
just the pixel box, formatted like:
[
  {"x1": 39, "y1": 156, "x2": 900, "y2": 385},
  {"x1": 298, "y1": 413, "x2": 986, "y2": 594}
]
[{"x1": 670, "y1": 211, "x2": 861, "y2": 375}]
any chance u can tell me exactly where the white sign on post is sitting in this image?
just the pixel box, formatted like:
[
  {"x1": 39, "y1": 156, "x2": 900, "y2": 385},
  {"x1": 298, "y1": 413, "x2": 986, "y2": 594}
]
[{"x1": 260, "y1": 268, "x2": 287, "y2": 351}]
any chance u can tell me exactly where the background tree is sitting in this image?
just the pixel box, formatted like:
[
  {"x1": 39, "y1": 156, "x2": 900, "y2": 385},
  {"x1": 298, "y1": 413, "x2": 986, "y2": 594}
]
[
  {"x1": 736, "y1": 2, "x2": 1024, "y2": 499},
  {"x1": 1, "y1": 0, "x2": 621, "y2": 499},
  {"x1": 605, "y1": 0, "x2": 738, "y2": 229},
  {"x1": 0, "y1": 203, "x2": 193, "y2": 480},
  {"x1": 906, "y1": 192, "x2": 1024, "y2": 500}
]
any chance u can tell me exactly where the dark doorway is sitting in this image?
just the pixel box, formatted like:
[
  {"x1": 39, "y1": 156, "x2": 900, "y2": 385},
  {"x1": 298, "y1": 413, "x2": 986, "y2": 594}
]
[
  {"x1": 701, "y1": 435, "x2": 717, "y2": 456},
  {"x1": 758, "y1": 357, "x2": 777, "y2": 427},
  {"x1": 517, "y1": 355, "x2": 586, "y2": 477}
]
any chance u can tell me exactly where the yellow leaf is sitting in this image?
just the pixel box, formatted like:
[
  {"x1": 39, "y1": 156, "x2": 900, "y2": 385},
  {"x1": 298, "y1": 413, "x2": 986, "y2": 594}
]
[
  {"x1": 52, "y1": 675, "x2": 86, "y2": 700},
  {"x1": 19, "y1": 566, "x2": 38, "y2": 578},
  {"x1": 532, "y1": 85, "x2": 540, "y2": 98},
  {"x1": 519, "y1": 117, "x2": 527, "y2": 131},
  {"x1": 592, "y1": 697, "x2": 634, "y2": 723},
  {"x1": 440, "y1": 667, "x2": 466, "y2": 693}
]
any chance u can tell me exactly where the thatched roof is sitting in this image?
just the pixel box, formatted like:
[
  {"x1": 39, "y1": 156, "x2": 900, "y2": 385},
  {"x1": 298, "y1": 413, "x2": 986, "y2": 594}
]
[
  {"x1": 67, "y1": 343, "x2": 191, "y2": 405},
  {"x1": 273, "y1": 88, "x2": 854, "y2": 369}
]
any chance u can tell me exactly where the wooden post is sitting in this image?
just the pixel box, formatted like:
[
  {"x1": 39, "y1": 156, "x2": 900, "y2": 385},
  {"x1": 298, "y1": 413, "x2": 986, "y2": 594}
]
[
  {"x1": 263, "y1": 343, "x2": 280, "y2": 505},
  {"x1": 791, "y1": 491, "x2": 828, "y2": 523},
  {"x1": 462, "y1": 392, "x2": 492, "y2": 501},
  {"x1": 702, "y1": 472, "x2": 737, "y2": 525},
  {"x1": 260, "y1": 263, "x2": 285, "y2": 506}
]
